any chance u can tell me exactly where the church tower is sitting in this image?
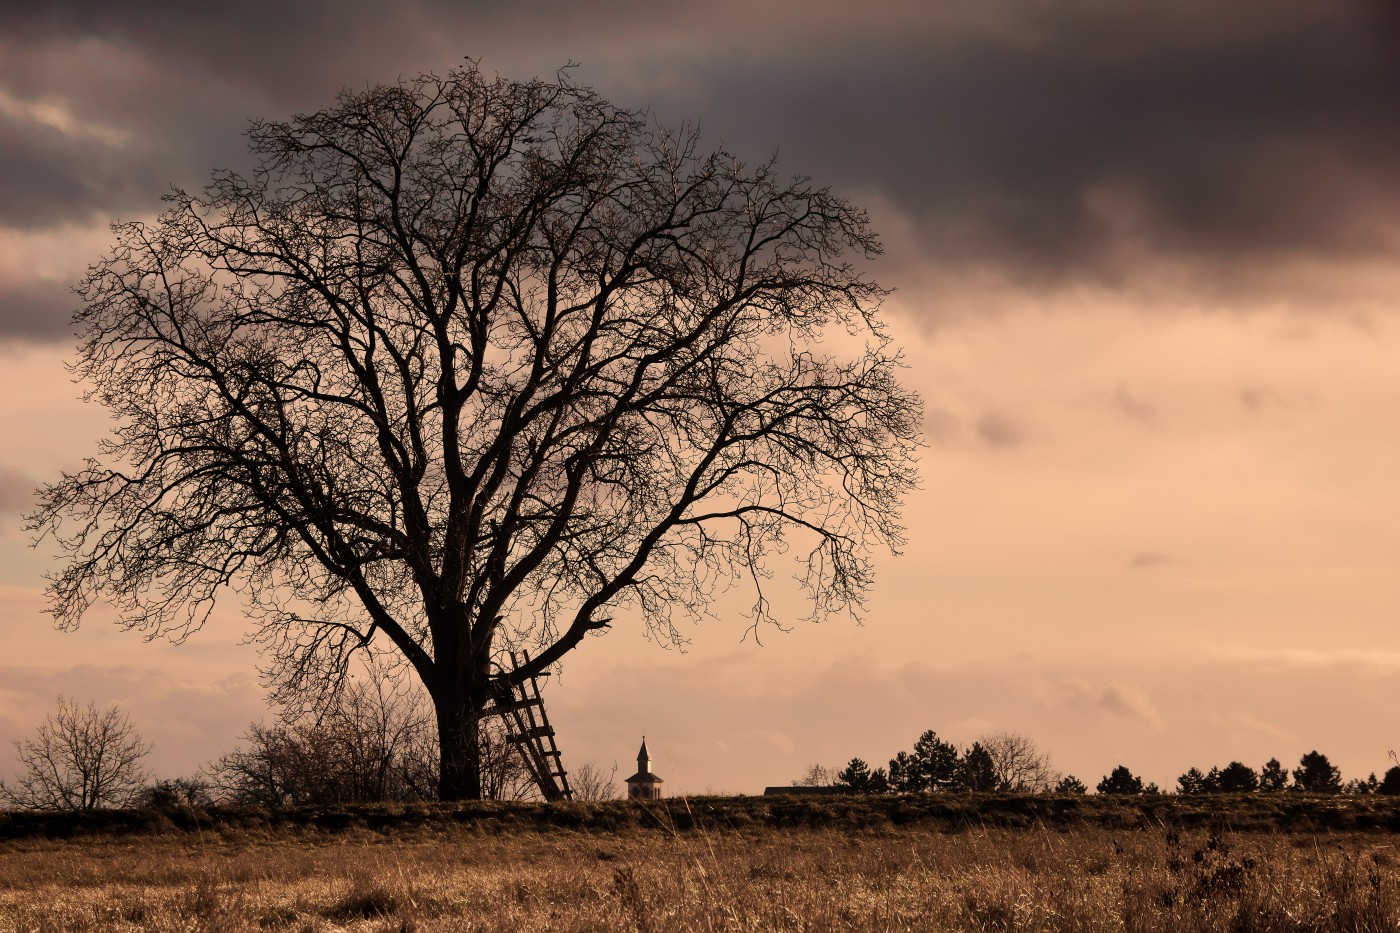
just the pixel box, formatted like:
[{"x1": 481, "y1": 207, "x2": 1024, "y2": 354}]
[{"x1": 625, "y1": 736, "x2": 664, "y2": 799}]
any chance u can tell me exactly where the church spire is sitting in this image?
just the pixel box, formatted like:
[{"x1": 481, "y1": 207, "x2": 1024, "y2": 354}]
[{"x1": 626, "y1": 736, "x2": 664, "y2": 799}]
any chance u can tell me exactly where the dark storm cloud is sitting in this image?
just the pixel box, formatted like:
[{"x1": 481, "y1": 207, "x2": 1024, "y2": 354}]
[
  {"x1": 1, "y1": 0, "x2": 1397, "y2": 339},
  {"x1": 643, "y1": 6, "x2": 1400, "y2": 288},
  {"x1": 0, "y1": 108, "x2": 172, "y2": 229},
  {"x1": 0, "y1": 279, "x2": 77, "y2": 340}
]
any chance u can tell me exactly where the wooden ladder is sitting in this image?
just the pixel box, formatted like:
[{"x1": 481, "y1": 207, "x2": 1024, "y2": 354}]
[{"x1": 494, "y1": 650, "x2": 572, "y2": 801}]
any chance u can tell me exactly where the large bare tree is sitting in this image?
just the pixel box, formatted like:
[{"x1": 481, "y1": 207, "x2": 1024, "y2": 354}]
[{"x1": 34, "y1": 62, "x2": 921, "y2": 800}]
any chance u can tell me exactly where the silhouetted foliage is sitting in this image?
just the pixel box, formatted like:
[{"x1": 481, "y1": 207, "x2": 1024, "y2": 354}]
[
  {"x1": 836, "y1": 758, "x2": 889, "y2": 794},
  {"x1": 1097, "y1": 765, "x2": 1146, "y2": 795},
  {"x1": 1216, "y1": 761, "x2": 1260, "y2": 793},
  {"x1": 0, "y1": 697, "x2": 152, "y2": 811},
  {"x1": 1055, "y1": 774, "x2": 1088, "y2": 795},
  {"x1": 956, "y1": 743, "x2": 999, "y2": 792},
  {"x1": 887, "y1": 751, "x2": 918, "y2": 793},
  {"x1": 1259, "y1": 758, "x2": 1289, "y2": 792},
  {"x1": 1177, "y1": 767, "x2": 1211, "y2": 795},
  {"x1": 1379, "y1": 766, "x2": 1400, "y2": 796},
  {"x1": 1292, "y1": 750, "x2": 1342, "y2": 794},
  {"x1": 1343, "y1": 773, "x2": 1379, "y2": 795},
  {"x1": 140, "y1": 778, "x2": 214, "y2": 810},
  {"x1": 34, "y1": 59, "x2": 919, "y2": 801},
  {"x1": 888, "y1": 731, "x2": 959, "y2": 792}
]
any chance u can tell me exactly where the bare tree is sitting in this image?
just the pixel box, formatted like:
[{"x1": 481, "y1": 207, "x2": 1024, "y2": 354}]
[
  {"x1": 570, "y1": 761, "x2": 619, "y2": 801},
  {"x1": 977, "y1": 732, "x2": 1055, "y2": 792},
  {"x1": 33, "y1": 61, "x2": 920, "y2": 800},
  {"x1": 1, "y1": 697, "x2": 152, "y2": 811},
  {"x1": 793, "y1": 763, "x2": 842, "y2": 787}
]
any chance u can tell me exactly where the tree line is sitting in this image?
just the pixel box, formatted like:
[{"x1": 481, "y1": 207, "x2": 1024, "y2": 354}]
[
  {"x1": 799, "y1": 730, "x2": 1066, "y2": 794},
  {"x1": 804, "y1": 731, "x2": 1400, "y2": 797},
  {"x1": 0, "y1": 686, "x2": 618, "y2": 812},
  {"x1": 1105, "y1": 751, "x2": 1400, "y2": 796}
]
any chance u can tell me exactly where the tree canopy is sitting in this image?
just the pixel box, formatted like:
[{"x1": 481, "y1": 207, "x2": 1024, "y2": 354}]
[{"x1": 33, "y1": 61, "x2": 920, "y2": 799}]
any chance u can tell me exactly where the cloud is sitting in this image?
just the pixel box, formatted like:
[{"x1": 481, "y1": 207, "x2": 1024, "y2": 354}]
[
  {"x1": 1205, "y1": 711, "x2": 1294, "y2": 744},
  {"x1": 1238, "y1": 386, "x2": 1287, "y2": 414},
  {"x1": 1113, "y1": 383, "x2": 1157, "y2": 423},
  {"x1": 0, "y1": 279, "x2": 76, "y2": 340},
  {"x1": 0, "y1": 465, "x2": 35, "y2": 517},
  {"x1": 1210, "y1": 646, "x2": 1400, "y2": 675},
  {"x1": 0, "y1": 0, "x2": 1391, "y2": 353},
  {"x1": 0, "y1": 1, "x2": 1394, "y2": 304},
  {"x1": 924, "y1": 408, "x2": 964, "y2": 446},
  {"x1": 1059, "y1": 677, "x2": 1165, "y2": 729},
  {"x1": 0, "y1": 108, "x2": 130, "y2": 228},
  {"x1": 974, "y1": 411, "x2": 1027, "y2": 449},
  {"x1": 630, "y1": 3, "x2": 1400, "y2": 319},
  {"x1": 1128, "y1": 551, "x2": 1174, "y2": 570}
]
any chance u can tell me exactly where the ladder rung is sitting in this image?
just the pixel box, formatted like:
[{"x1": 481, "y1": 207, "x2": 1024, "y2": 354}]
[
  {"x1": 489, "y1": 698, "x2": 539, "y2": 715},
  {"x1": 511, "y1": 726, "x2": 555, "y2": 742}
]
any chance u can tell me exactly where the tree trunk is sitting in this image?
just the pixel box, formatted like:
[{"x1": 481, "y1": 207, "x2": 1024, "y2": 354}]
[{"x1": 434, "y1": 681, "x2": 485, "y2": 801}]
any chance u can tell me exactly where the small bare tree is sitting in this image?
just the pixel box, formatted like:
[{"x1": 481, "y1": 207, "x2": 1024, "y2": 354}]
[
  {"x1": 570, "y1": 761, "x2": 619, "y2": 801},
  {"x1": 1, "y1": 697, "x2": 152, "y2": 811},
  {"x1": 977, "y1": 732, "x2": 1055, "y2": 792},
  {"x1": 793, "y1": 763, "x2": 842, "y2": 787}
]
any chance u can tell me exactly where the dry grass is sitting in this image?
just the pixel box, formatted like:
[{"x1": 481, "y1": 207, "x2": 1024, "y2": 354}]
[{"x1": 0, "y1": 819, "x2": 1395, "y2": 931}]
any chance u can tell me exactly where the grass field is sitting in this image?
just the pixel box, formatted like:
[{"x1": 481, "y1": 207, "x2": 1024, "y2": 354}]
[{"x1": 0, "y1": 797, "x2": 1397, "y2": 931}]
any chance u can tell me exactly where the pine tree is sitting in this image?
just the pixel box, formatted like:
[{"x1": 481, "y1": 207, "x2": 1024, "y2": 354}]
[
  {"x1": 1259, "y1": 758, "x2": 1289, "y2": 792},
  {"x1": 1096, "y1": 765, "x2": 1145, "y2": 795}
]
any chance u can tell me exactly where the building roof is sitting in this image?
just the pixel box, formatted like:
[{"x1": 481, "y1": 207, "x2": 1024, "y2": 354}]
[{"x1": 625, "y1": 771, "x2": 665, "y2": 784}]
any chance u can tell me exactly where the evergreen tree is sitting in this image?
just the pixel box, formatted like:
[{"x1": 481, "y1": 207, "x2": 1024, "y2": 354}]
[
  {"x1": 1259, "y1": 758, "x2": 1289, "y2": 792},
  {"x1": 957, "y1": 742, "x2": 1000, "y2": 792},
  {"x1": 1096, "y1": 765, "x2": 1145, "y2": 795},
  {"x1": 908, "y1": 730, "x2": 960, "y2": 791},
  {"x1": 1378, "y1": 766, "x2": 1400, "y2": 796},
  {"x1": 888, "y1": 751, "x2": 919, "y2": 792},
  {"x1": 1292, "y1": 751, "x2": 1342, "y2": 794},
  {"x1": 1176, "y1": 767, "x2": 1208, "y2": 794},
  {"x1": 1216, "y1": 761, "x2": 1260, "y2": 793},
  {"x1": 837, "y1": 758, "x2": 875, "y2": 793},
  {"x1": 1343, "y1": 773, "x2": 1379, "y2": 794},
  {"x1": 1055, "y1": 774, "x2": 1088, "y2": 795}
]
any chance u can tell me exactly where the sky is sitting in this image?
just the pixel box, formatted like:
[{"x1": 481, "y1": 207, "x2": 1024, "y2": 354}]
[{"x1": 2, "y1": 0, "x2": 1399, "y2": 795}]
